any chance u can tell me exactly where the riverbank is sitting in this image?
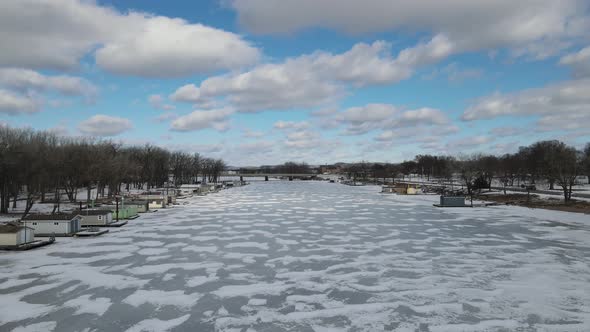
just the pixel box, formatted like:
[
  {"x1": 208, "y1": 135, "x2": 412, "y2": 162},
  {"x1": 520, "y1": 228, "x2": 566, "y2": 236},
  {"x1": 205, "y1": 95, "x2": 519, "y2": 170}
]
[{"x1": 477, "y1": 192, "x2": 590, "y2": 215}]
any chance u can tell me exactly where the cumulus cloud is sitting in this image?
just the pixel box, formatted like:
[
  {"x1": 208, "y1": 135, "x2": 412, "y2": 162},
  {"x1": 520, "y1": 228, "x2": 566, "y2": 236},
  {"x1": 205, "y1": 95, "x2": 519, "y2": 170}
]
[
  {"x1": 489, "y1": 126, "x2": 524, "y2": 136},
  {"x1": 0, "y1": 89, "x2": 39, "y2": 115},
  {"x1": 153, "y1": 112, "x2": 178, "y2": 123},
  {"x1": 231, "y1": 0, "x2": 589, "y2": 59},
  {"x1": 148, "y1": 94, "x2": 175, "y2": 110},
  {"x1": 394, "y1": 108, "x2": 449, "y2": 127},
  {"x1": 170, "y1": 108, "x2": 234, "y2": 132},
  {"x1": 425, "y1": 62, "x2": 483, "y2": 82},
  {"x1": 330, "y1": 104, "x2": 451, "y2": 136},
  {"x1": 560, "y1": 46, "x2": 590, "y2": 78},
  {"x1": 336, "y1": 104, "x2": 398, "y2": 135},
  {"x1": 273, "y1": 121, "x2": 310, "y2": 130},
  {"x1": 78, "y1": 114, "x2": 133, "y2": 136},
  {"x1": 95, "y1": 16, "x2": 260, "y2": 77},
  {"x1": 169, "y1": 40, "x2": 452, "y2": 112},
  {"x1": 242, "y1": 130, "x2": 265, "y2": 138},
  {"x1": 0, "y1": 68, "x2": 98, "y2": 101},
  {"x1": 462, "y1": 79, "x2": 590, "y2": 122},
  {"x1": 0, "y1": 0, "x2": 259, "y2": 77},
  {"x1": 537, "y1": 112, "x2": 590, "y2": 133},
  {"x1": 170, "y1": 84, "x2": 201, "y2": 103},
  {"x1": 447, "y1": 135, "x2": 494, "y2": 150},
  {"x1": 375, "y1": 125, "x2": 459, "y2": 145},
  {"x1": 170, "y1": 56, "x2": 342, "y2": 112}
]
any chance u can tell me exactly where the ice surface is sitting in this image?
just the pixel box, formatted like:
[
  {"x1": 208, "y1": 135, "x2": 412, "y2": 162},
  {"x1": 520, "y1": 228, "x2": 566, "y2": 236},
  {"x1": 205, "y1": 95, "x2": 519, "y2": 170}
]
[
  {"x1": 11, "y1": 321, "x2": 57, "y2": 332},
  {"x1": 1, "y1": 181, "x2": 589, "y2": 331}
]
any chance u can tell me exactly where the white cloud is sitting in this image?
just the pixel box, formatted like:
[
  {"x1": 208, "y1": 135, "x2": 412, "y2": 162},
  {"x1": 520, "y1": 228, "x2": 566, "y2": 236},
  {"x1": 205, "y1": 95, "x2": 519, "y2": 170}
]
[
  {"x1": 447, "y1": 135, "x2": 494, "y2": 150},
  {"x1": 331, "y1": 104, "x2": 452, "y2": 136},
  {"x1": 153, "y1": 112, "x2": 178, "y2": 123},
  {"x1": 0, "y1": 0, "x2": 259, "y2": 77},
  {"x1": 393, "y1": 108, "x2": 449, "y2": 127},
  {"x1": 537, "y1": 112, "x2": 590, "y2": 133},
  {"x1": 170, "y1": 108, "x2": 234, "y2": 132},
  {"x1": 171, "y1": 59, "x2": 341, "y2": 112},
  {"x1": 95, "y1": 16, "x2": 260, "y2": 77},
  {"x1": 170, "y1": 84, "x2": 201, "y2": 103},
  {"x1": 425, "y1": 62, "x2": 483, "y2": 82},
  {"x1": 489, "y1": 126, "x2": 524, "y2": 136},
  {"x1": 78, "y1": 115, "x2": 133, "y2": 136},
  {"x1": 273, "y1": 121, "x2": 310, "y2": 130},
  {"x1": 148, "y1": 94, "x2": 175, "y2": 110},
  {"x1": 169, "y1": 40, "x2": 454, "y2": 112},
  {"x1": 560, "y1": 46, "x2": 590, "y2": 78},
  {"x1": 231, "y1": 0, "x2": 589, "y2": 59},
  {"x1": 0, "y1": 89, "x2": 39, "y2": 115},
  {"x1": 462, "y1": 79, "x2": 590, "y2": 121},
  {"x1": 0, "y1": 68, "x2": 98, "y2": 100},
  {"x1": 337, "y1": 104, "x2": 398, "y2": 135},
  {"x1": 242, "y1": 130, "x2": 265, "y2": 138}
]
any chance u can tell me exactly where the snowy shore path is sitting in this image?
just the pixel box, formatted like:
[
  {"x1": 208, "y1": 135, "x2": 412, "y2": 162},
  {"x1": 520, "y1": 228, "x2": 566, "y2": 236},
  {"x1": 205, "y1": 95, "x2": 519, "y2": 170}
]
[{"x1": 1, "y1": 181, "x2": 590, "y2": 331}]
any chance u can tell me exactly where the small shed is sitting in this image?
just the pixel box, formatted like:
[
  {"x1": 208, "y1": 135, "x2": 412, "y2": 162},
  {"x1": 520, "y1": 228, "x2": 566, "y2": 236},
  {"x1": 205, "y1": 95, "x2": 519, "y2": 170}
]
[
  {"x1": 394, "y1": 183, "x2": 421, "y2": 195},
  {"x1": 381, "y1": 185, "x2": 395, "y2": 193},
  {"x1": 434, "y1": 196, "x2": 468, "y2": 208},
  {"x1": 125, "y1": 200, "x2": 149, "y2": 213},
  {"x1": 0, "y1": 222, "x2": 35, "y2": 246},
  {"x1": 179, "y1": 184, "x2": 201, "y2": 195},
  {"x1": 137, "y1": 191, "x2": 168, "y2": 208},
  {"x1": 102, "y1": 205, "x2": 139, "y2": 219},
  {"x1": 74, "y1": 209, "x2": 114, "y2": 226},
  {"x1": 21, "y1": 214, "x2": 81, "y2": 236}
]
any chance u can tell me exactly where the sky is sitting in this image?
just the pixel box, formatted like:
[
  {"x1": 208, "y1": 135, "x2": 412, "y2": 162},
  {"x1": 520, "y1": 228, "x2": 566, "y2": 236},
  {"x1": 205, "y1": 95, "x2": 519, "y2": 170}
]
[{"x1": 0, "y1": 0, "x2": 589, "y2": 166}]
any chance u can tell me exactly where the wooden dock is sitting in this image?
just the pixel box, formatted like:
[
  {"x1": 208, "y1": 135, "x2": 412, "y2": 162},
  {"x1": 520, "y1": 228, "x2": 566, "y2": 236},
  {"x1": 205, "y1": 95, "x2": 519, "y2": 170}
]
[
  {"x1": 0, "y1": 238, "x2": 55, "y2": 251},
  {"x1": 75, "y1": 229, "x2": 109, "y2": 237},
  {"x1": 81, "y1": 220, "x2": 128, "y2": 228}
]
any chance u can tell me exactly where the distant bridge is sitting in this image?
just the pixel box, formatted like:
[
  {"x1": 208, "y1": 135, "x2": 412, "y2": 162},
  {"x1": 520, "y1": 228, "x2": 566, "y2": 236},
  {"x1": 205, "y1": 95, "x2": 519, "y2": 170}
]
[{"x1": 221, "y1": 173, "x2": 324, "y2": 181}]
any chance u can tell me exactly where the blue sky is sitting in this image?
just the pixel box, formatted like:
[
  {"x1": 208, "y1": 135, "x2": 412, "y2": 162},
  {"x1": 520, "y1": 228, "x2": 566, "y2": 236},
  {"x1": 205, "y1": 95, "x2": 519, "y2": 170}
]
[{"x1": 1, "y1": 0, "x2": 589, "y2": 165}]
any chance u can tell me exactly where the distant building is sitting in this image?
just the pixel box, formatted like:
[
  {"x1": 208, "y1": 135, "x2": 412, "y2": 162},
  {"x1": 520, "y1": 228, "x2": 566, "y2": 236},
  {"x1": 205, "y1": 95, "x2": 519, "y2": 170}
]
[
  {"x1": 179, "y1": 184, "x2": 202, "y2": 195},
  {"x1": 21, "y1": 214, "x2": 82, "y2": 236},
  {"x1": 101, "y1": 205, "x2": 139, "y2": 219},
  {"x1": 136, "y1": 191, "x2": 175, "y2": 207},
  {"x1": 74, "y1": 210, "x2": 113, "y2": 226},
  {"x1": 124, "y1": 200, "x2": 149, "y2": 213},
  {"x1": 0, "y1": 222, "x2": 35, "y2": 247}
]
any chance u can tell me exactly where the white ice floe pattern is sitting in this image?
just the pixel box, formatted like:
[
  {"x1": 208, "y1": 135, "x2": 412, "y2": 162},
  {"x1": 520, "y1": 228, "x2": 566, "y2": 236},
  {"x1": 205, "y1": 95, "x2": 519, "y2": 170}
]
[{"x1": 0, "y1": 181, "x2": 589, "y2": 331}]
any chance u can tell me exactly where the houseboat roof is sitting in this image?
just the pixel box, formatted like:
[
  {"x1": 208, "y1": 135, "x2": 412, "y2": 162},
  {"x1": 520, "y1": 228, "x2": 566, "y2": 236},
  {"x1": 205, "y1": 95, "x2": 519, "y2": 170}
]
[
  {"x1": 0, "y1": 222, "x2": 32, "y2": 233},
  {"x1": 22, "y1": 214, "x2": 78, "y2": 221},
  {"x1": 125, "y1": 200, "x2": 148, "y2": 204},
  {"x1": 73, "y1": 209, "x2": 112, "y2": 216},
  {"x1": 140, "y1": 191, "x2": 163, "y2": 195}
]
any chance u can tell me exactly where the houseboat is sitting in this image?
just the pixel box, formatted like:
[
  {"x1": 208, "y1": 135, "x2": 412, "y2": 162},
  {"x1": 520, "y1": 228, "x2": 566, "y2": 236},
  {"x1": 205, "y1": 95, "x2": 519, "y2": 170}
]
[
  {"x1": 75, "y1": 209, "x2": 114, "y2": 226},
  {"x1": 21, "y1": 214, "x2": 82, "y2": 236}
]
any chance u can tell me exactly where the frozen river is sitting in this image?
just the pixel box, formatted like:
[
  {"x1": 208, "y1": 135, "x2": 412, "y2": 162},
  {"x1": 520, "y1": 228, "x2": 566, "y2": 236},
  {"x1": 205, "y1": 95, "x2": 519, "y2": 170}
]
[{"x1": 1, "y1": 181, "x2": 590, "y2": 331}]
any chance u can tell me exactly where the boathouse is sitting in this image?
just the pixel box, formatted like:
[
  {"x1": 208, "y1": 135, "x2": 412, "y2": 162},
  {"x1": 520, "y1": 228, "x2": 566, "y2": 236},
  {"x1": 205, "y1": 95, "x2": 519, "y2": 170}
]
[
  {"x1": 21, "y1": 214, "x2": 82, "y2": 236},
  {"x1": 0, "y1": 222, "x2": 35, "y2": 247},
  {"x1": 75, "y1": 209, "x2": 114, "y2": 226}
]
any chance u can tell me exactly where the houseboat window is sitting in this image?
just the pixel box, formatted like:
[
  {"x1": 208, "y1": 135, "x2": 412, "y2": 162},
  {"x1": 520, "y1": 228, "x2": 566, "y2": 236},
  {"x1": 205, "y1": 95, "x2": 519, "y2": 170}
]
[
  {"x1": 32, "y1": 222, "x2": 37, "y2": 225},
  {"x1": 98, "y1": 216, "x2": 102, "y2": 220},
  {"x1": 54, "y1": 222, "x2": 59, "y2": 225}
]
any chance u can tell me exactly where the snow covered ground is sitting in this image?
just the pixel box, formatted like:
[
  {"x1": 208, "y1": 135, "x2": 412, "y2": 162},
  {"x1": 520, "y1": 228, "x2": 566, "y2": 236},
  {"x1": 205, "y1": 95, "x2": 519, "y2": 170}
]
[{"x1": 1, "y1": 181, "x2": 590, "y2": 331}]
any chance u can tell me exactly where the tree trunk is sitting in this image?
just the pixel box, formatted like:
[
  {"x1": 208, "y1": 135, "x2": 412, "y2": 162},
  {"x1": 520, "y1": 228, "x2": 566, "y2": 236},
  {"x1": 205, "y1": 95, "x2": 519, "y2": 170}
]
[
  {"x1": 21, "y1": 194, "x2": 34, "y2": 218},
  {"x1": 0, "y1": 182, "x2": 7, "y2": 214}
]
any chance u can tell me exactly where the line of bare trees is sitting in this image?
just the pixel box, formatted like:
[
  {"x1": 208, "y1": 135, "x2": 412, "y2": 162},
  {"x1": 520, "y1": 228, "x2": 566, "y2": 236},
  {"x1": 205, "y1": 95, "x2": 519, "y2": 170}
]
[
  {"x1": 342, "y1": 140, "x2": 590, "y2": 202},
  {"x1": 0, "y1": 126, "x2": 226, "y2": 216},
  {"x1": 241, "y1": 162, "x2": 312, "y2": 174}
]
